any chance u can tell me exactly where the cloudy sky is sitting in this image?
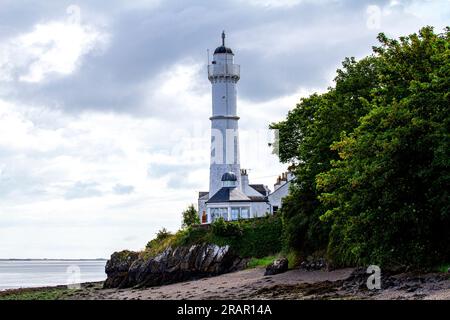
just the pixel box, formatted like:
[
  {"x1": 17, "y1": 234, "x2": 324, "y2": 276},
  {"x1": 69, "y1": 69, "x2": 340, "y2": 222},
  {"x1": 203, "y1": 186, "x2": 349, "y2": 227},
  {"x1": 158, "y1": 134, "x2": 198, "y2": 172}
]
[{"x1": 0, "y1": 0, "x2": 448, "y2": 259}]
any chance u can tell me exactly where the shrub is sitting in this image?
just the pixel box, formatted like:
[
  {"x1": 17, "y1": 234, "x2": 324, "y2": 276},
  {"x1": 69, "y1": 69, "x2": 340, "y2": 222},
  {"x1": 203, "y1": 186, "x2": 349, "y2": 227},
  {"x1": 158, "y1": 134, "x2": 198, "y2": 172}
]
[{"x1": 211, "y1": 217, "x2": 243, "y2": 237}]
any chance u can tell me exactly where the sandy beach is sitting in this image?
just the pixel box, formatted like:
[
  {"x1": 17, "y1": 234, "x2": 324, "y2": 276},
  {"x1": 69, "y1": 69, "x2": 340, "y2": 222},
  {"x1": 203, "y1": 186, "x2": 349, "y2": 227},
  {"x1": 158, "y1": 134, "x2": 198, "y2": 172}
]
[{"x1": 2, "y1": 267, "x2": 449, "y2": 300}]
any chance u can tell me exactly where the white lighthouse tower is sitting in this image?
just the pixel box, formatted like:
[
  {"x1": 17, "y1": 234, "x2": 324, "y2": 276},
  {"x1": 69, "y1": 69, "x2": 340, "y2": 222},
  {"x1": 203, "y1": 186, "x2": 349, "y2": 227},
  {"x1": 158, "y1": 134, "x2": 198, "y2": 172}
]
[
  {"x1": 208, "y1": 31, "x2": 241, "y2": 197},
  {"x1": 197, "y1": 32, "x2": 272, "y2": 224}
]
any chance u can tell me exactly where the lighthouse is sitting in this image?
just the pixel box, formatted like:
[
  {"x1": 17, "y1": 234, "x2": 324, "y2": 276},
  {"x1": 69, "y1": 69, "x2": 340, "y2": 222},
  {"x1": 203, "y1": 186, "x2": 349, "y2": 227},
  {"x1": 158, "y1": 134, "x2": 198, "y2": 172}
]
[
  {"x1": 208, "y1": 31, "x2": 241, "y2": 197},
  {"x1": 197, "y1": 32, "x2": 273, "y2": 224}
]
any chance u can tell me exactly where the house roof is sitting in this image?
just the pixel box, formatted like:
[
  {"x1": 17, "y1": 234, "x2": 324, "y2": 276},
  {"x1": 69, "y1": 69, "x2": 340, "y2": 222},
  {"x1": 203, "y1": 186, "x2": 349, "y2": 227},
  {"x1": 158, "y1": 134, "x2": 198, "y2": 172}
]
[
  {"x1": 198, "y1": 192, "x2": 209, "y2": 200},
  {"x1": 248, "y1": 196, "x2": 269, "y2": 202},
  {"x1": 206, "y1": 187, "x2": 250, "y2": 203},
  {"x1": 249, "y1": 184, "x2": 267, "y2": 196},
  {"x1": 207, "y1": 187, "x2": 269, "y2": 204}
]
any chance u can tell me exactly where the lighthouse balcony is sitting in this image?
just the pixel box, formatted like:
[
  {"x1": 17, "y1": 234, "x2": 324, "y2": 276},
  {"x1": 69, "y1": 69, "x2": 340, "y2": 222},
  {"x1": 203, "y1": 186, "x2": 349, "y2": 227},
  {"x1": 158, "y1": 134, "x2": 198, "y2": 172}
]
[{"x1": 208, "y1": 64, "x2": 240, "y2": 80}]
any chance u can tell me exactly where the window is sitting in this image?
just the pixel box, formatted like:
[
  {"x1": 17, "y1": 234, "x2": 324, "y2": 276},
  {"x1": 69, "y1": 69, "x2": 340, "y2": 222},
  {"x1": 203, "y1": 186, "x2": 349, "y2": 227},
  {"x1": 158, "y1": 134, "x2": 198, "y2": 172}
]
[
  {"x1": 231, "y1": 207, "x2": 250, "y2": 220},
  {"x1": 240, "y1": 207, "x2": 250, "y2": 219},
  {"x1": 210, "y1": 208, "x2": 219, "y2": 222},
  {"x1": 210, "y1": 208, "x2": 228, "y2": 222},
  {"x1": 219, "y1": 208, "x2": 228, "y2": 220},
  {"x1": 273, "y1": 206, "x2": 279, "y2": 214},
  {"x1": 231, "y1": 208, "x2": 239, "y2": 220}
]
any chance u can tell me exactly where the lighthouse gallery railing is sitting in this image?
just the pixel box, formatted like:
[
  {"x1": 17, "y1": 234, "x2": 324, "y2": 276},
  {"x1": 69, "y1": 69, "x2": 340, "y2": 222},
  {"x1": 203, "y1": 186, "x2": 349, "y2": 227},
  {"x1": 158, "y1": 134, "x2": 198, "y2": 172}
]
[{"x1": 208, "y1": 64, "x2": 240, "y2": 80}]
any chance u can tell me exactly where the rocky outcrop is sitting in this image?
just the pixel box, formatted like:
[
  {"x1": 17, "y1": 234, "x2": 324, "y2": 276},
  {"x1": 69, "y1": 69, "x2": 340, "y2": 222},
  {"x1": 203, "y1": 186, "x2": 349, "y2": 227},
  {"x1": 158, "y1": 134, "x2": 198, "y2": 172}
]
[
  {"x1": 103, "y1": 250, "x2": 140, "y2": 288},
  {"x1": 104, "y1": 244, "x2": 247, "y2": 289},
  {"x1": 264, "y1": 258, "x2": 289, "y2": 276}
]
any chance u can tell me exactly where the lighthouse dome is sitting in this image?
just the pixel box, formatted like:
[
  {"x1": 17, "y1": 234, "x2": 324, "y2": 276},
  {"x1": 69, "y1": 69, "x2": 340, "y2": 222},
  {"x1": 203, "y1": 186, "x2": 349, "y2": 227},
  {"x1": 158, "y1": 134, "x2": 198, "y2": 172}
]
[
  {"x1": 221, "y1": 172, "x2": 237, "y2": 182},
  {"x1": 214, "y1": 46, "x2": 233, "y2": 55},
  {"x1": 214, "y1": 31, "x2": 234, "y2": 55}
]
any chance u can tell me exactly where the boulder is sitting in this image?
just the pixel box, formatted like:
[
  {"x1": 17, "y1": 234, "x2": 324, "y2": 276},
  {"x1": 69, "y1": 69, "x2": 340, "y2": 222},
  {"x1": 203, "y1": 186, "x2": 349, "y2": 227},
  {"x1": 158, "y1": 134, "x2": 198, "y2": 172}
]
[
  {"x1": 104, "y1": 243, "x2": 246, "y2": 288},
  {"x1": 264, "y1": 258, "x2": 289, "y2": 276}
]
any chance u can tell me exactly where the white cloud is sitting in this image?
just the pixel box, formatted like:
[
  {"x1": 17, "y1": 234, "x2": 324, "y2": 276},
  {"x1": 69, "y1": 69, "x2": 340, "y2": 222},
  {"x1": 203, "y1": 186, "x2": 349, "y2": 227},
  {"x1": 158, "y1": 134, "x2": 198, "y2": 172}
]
[{"x1": 0, "y1": 16, "x2": 108, "y2": 83}]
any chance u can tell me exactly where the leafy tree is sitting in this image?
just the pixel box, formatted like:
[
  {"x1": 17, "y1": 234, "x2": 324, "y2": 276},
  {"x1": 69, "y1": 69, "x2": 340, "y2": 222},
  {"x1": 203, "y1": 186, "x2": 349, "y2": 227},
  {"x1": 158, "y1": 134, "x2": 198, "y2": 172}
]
[
  {"x1": 181, "y1": 204, "x2": 200, "y2": 228},
  {"x1": 145, "y1": 227, "x2": 173, "y2": 250},
  {"x1": 270, "y1": 56, "x2": 380, "y2": 255},
  {"x1": 317, "y1": 27, "x2": 450, "y2": 267}
]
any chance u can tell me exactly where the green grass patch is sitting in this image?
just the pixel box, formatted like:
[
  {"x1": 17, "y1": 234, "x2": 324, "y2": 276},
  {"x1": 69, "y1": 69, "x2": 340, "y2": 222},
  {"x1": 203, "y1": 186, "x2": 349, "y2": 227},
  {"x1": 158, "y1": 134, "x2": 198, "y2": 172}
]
[
  {"x1": 0, "y1": 287, "x2": 73, "y2": 300},
  {"x1": 247, "y1": 255, "x2": 277, "y2": 269},
  {"x1": 436, "y1": 263, "x2": 450, "y2": 273}
]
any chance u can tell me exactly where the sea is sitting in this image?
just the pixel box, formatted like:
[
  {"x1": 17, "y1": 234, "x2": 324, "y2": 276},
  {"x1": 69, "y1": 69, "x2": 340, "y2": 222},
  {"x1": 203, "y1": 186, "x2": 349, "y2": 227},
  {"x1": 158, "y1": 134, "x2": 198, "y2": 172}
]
[{"x1": 0, "y1": 259, "x2": 107, "y2": 291}]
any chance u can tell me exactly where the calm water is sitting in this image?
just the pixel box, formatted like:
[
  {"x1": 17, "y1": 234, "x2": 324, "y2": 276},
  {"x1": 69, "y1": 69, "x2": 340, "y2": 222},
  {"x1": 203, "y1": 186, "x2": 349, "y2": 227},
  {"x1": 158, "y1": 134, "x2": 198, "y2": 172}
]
[{"x1": 0, "y1": 260, "x2": 107, "y2": 290}]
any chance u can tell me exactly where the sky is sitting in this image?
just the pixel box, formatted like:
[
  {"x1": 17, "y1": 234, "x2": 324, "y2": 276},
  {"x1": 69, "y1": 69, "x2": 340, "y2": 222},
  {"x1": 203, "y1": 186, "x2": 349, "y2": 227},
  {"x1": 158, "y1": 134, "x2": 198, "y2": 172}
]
[{"x1": 0, "y1": 0, "x2": 448, "y2": 259}]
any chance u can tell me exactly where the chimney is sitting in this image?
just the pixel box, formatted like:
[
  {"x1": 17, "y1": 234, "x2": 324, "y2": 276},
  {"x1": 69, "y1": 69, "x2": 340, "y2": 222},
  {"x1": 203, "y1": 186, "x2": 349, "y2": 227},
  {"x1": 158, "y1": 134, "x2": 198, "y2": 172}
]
[
  {"x1": 241, "y1": 169, "x2": 249, "y2": 191},
  {"x1": 274, "y1": 175, "x2": 281, "y2": 190}
]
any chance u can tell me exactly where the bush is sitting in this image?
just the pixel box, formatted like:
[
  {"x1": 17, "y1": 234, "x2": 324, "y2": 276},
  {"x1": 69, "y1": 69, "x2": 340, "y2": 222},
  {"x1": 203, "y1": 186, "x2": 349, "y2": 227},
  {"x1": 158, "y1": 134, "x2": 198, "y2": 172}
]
[
  {"x1": 141, "y1": 215, "x2": 284, "y2": 260},
  {"x1": 181, "y1": 204, "x2": 200, "y2": 228},
  {"x1": 211, "y1": 217, "x2": 243, "y2": 237},
  {"x1": 210, "y1": 215, "x2": 283, "y2": 258}
]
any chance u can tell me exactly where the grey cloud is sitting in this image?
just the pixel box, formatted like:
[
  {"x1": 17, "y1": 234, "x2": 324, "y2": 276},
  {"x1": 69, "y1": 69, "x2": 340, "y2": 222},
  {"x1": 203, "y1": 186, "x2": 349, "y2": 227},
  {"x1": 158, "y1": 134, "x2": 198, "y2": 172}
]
[
  {"x1": 0, "y1": 0, "x2": 393, "y2": 116},
  {"x1": 147, "y1": 163, "x2": 204, "y2": 179},
  {"x1": 113, "y1": 184, "x2": 135, "y2": 195},
  {"x1": 166, "y1": 175, "x2": 202, "y2": 190},
  {"x1": 64, "y1": 181, "x2": 102, "y2": 199}
]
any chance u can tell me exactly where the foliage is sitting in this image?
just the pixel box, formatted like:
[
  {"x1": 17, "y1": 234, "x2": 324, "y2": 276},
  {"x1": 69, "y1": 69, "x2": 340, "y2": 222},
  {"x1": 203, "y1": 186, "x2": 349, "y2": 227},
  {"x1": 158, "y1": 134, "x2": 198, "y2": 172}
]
[
  {"x1": 211, "y1": 217, "x2": 243, "y2": 237},
  {"x1": 141, "y1": 215, "x2": 283, "y2": 260},
  {"x1": 273, "y1": 26, "x2": 450, "y2": 268},
  {"x1": 271, "y1": 55, "x2": 380, "y2": 256},
  {"x1": 436, "y1": 264, "x2": 450, "y2": 273},
  {"x1": 219, "y1": 215, "x2": 283, "y2": 258},
  {"x1": 181, "y1": 204, "x2": 200, "y2": 228},
  {"x1": 247, "y1": 255, "x2": 277, "y2": 268},
  {"x1": 144, "y1": 228, "x2": 175, "y2": 258},
  {"x1": 317, "y1": 27, "x2": 450, "y2": 267}
]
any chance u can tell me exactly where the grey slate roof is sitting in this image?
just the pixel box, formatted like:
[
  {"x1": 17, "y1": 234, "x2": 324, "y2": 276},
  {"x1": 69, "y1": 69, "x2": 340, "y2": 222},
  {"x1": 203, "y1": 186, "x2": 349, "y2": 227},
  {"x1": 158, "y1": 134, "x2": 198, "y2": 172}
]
[
  {"x1": 206, "y1": 187, "x2": 250, "y2": 203},
  {"x1": 248, "y1": 196, "x2": 268, "y2": 202},
  {"x1": 198, "y1": 192, "x2": 209, "y2": 200},
  {"x1": 207, "y1": 187, "x2": 269, "y2": 204},
  {"x1": 249, "y1": 184, "x2": 268, "y2": 196}
]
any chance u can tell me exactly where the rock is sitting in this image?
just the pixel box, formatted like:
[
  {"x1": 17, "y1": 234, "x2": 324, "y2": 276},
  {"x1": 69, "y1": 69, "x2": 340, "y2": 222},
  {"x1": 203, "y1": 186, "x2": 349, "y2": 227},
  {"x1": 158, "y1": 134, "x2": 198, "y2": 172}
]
[
  {"x1": 104, "y1": 244, "x2": 244, "y2": 289},
  {"x1": 103, "y1": 250, "x2": 139, "y2": 288},
  {"x1": 264, "y1": 258, "x2": 289, "y2": 276},
  {"x1": 299, "y1": 257, "x2": 328, "y2": 271}
]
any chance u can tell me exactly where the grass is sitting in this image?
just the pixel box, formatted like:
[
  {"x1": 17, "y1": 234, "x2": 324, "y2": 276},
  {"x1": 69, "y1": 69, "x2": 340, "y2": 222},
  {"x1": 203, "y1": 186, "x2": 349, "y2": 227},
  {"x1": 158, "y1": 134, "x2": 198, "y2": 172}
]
[
  {"x1": 436, "y1": 263, "x2": 450, "y2": 273},
  {"x1": 0, "y1": 287, "x2": 74, "y2": 300},
  {"x1": 285, "y1": 250, "x2": 301, "y2": 269},
  {"x1": 247, "y1": 255, "x2": 277, "y2": 269}
]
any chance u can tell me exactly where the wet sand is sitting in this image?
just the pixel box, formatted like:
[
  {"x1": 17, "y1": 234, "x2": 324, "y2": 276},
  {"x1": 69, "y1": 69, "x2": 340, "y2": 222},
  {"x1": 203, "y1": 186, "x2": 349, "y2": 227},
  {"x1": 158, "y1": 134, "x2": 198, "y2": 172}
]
[{"x1": 1, "y1": 267, "x2": 449, "y2": 300}]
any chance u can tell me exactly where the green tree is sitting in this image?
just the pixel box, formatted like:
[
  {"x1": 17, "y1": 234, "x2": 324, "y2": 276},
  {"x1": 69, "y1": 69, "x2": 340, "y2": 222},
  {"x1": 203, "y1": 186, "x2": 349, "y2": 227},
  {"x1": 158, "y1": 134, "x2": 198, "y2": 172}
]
[
  {"x1": 181, "y1": 204, "x2": 200, "y2": 228},
  {"x1": 317, "y1": 27, "x2": 450, "y2": 267},
  {"x1": 270, "y1": 56, "x2": 380, "y2": 255}
]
